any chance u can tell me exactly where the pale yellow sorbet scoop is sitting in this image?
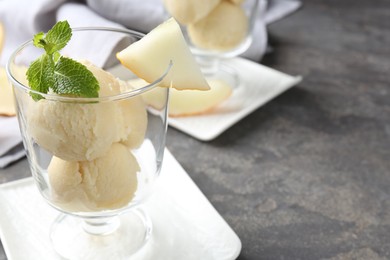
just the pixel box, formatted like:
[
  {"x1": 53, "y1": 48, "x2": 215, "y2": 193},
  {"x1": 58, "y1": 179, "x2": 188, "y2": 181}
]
[
  {"x1": 163, "y1": 0, "x2": 221, "y2": 25},
  {"x1": 188, "y1": 1, "x2": 248, "y2": 50},
  {"x1": 48, "y1": 143, "x2": 139, "y2": 212},
  {"x1": 28, "y1": 61, "x2": 147, "y2": 161}
]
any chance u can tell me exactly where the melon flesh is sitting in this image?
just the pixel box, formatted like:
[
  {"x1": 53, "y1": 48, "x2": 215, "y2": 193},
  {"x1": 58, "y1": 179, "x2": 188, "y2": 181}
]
[
  {"x1": 128, "y1": 78, "x2": 232, "y2": 117},
  {"x1": 116, "y1": 18, "x2": 210, "y2": 91},
  {"x1": 0, "y1": 68, "x2": 15, "y2": 116},
  {"x1": 0, "y1": 66, "x2": 28, "y2": 116}
]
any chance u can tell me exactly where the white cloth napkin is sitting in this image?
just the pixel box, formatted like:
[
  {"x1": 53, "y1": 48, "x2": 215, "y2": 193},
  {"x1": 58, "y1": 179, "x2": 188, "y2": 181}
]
[
  {"x1": 0, "y1": 117, "x2": 25, "y2": 168},
  {"x1": 0, "y1": 0, "x2": 301, "y2": 168},
  {"x1": 0, "y1": 0, "x2": 302, "y2": 65}
]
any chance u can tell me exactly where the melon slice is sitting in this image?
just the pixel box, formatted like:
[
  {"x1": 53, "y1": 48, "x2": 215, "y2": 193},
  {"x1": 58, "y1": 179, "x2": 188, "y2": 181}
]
[
  {"x1": 128, "y1": 78, "x2": 232, "y2": 117},
  {"x1": 0, "y1": 68, "x2": 16, "y2": 116},
  {"x1": 229, "y1": 0, "x2": 245, "y2": 5},
  {"x1": 116, "y1": 18, "x2": 210, "y2": 91},
  {"x1": 0, "y1": 65, "x2": 28, "y2": 116}
]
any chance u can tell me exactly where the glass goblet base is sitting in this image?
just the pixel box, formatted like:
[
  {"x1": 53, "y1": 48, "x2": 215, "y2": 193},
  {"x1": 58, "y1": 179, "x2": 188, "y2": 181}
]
[
  {"x1": 196, "y1": 56, "x2": 243, "y2": 91},
  {"x1": 50, "y1": 207, "x2": 152, "y2": 259},
  {"x1": 209, "y1": 63, "x2": 242, "y2": 91}
]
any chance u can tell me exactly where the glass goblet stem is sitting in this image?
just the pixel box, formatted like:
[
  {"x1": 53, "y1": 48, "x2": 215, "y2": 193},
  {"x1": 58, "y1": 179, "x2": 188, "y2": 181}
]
[
  {"x1": 82, "y1": 216, "x2": 120, "y2": 235},
  {"x1": 196, "y1": 56, "x2": 221, "y2": 77}
]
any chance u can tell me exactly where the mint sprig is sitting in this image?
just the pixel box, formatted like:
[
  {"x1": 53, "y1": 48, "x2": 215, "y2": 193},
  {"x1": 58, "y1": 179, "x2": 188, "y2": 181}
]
[{"x1": 26, "y1": 21, "x2": 99, "y2": 101}]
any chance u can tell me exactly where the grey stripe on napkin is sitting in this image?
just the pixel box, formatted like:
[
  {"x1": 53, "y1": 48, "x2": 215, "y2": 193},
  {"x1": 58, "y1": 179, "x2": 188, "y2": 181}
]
[{"x1": 0, "y1": 142, "x2": 25, "y2": 168}]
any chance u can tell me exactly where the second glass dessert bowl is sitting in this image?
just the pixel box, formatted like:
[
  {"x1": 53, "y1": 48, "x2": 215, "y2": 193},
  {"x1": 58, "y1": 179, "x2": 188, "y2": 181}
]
[
  {"x1": 167, "y1": 0, "x2": 260, "y2": 89},
  {"x1": 7, "y1": 27, "x2": 171, "y2": 259}
]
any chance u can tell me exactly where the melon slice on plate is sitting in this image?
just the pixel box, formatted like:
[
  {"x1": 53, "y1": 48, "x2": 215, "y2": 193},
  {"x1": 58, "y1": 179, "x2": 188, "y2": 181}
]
[
  {"x1": 229, "y1": 0, "x2": 246, "y2": 5},
  {"x1": 0, "y1": 68, "x2": 16, "y2": 116},
  {"x1": 0, "y1": 66, "x2": 28, "y2": 116},
  {"x1": 163, "y1": 0, "x2": 221, "y2": 25},
  {"x1": 116, "y1": 18, "x2": 210, "y2": 91},
  {"x1": 128, "y1": 78, "x2": 232, "y2": 117}
]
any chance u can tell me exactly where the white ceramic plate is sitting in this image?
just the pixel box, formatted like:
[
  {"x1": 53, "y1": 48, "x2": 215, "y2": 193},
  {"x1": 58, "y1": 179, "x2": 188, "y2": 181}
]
[
  {"x1": 0, "y1": 149, "x2": 241, "y2": 260},
  {"x1": 109, "y1": 57, "x2": 302, "y2": 141},
  {"x1": 169, "y1": 58, "x2": 302, "y2": 141}
]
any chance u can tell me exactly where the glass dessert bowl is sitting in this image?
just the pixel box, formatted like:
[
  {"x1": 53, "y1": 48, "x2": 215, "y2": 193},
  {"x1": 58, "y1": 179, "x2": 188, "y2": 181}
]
[
  {"x1": 7, "y1": 27, "x2": 172, "y2": 259},
  {"x1": 164, "y1": 0, "x2": 260, "y2": 89}
]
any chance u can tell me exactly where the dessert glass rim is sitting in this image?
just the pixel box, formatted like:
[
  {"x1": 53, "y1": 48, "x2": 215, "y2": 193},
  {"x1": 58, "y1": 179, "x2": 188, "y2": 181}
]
[{"x1": 6, "y1": 26, "x2": 172, "y2": 103}]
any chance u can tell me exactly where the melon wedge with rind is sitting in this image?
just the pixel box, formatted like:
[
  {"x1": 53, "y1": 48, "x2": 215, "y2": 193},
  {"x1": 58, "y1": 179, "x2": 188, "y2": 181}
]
[
  {"x1": 0, "y1": 68, "x2": 16, "y2": 116},
  {"x1": 128, "y1": 78, "x2": 232, "y2": 117},
  {"x1": 0, "y1": 66, "x2": 28, "y2": 116},
  {"x1": 167, "y1": 79, "x2": 232, "y2": 116},
  {"x1": 116, "y1": 18, "x2": 210, "y2": 91}
]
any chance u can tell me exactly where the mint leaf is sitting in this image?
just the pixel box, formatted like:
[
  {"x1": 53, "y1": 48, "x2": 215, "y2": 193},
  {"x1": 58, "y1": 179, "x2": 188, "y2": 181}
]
[
  {"x1": 26, "y1": 20, "x2": 100, "y2": 100},
  {"x1": 26, "y1": 54, "x2": 55, "y2": 101},
  {"x1": 53, "y1": 52, "x2": 61, "y2": 62},
  {"x1": 33, "y1": 32, "x2": 45, "y2": 48},
  {"x1": 53, "y1": 57, "x2": 99, "y2": 98},
  {"x1": 45, "y1": 21, "x2": 72, "y2": 54}
]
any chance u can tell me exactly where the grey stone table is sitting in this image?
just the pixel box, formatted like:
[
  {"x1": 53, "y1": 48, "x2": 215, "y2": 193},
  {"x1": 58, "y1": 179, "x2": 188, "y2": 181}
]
[{"x1": 1, "y1": 0, "x2": 389, "y2": 259}]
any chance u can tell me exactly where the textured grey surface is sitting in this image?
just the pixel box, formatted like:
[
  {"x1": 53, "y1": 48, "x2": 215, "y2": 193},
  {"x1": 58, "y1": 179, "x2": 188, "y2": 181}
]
[{"x1": 1, "y1": 0, "x2": 389, "y2": 259}]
